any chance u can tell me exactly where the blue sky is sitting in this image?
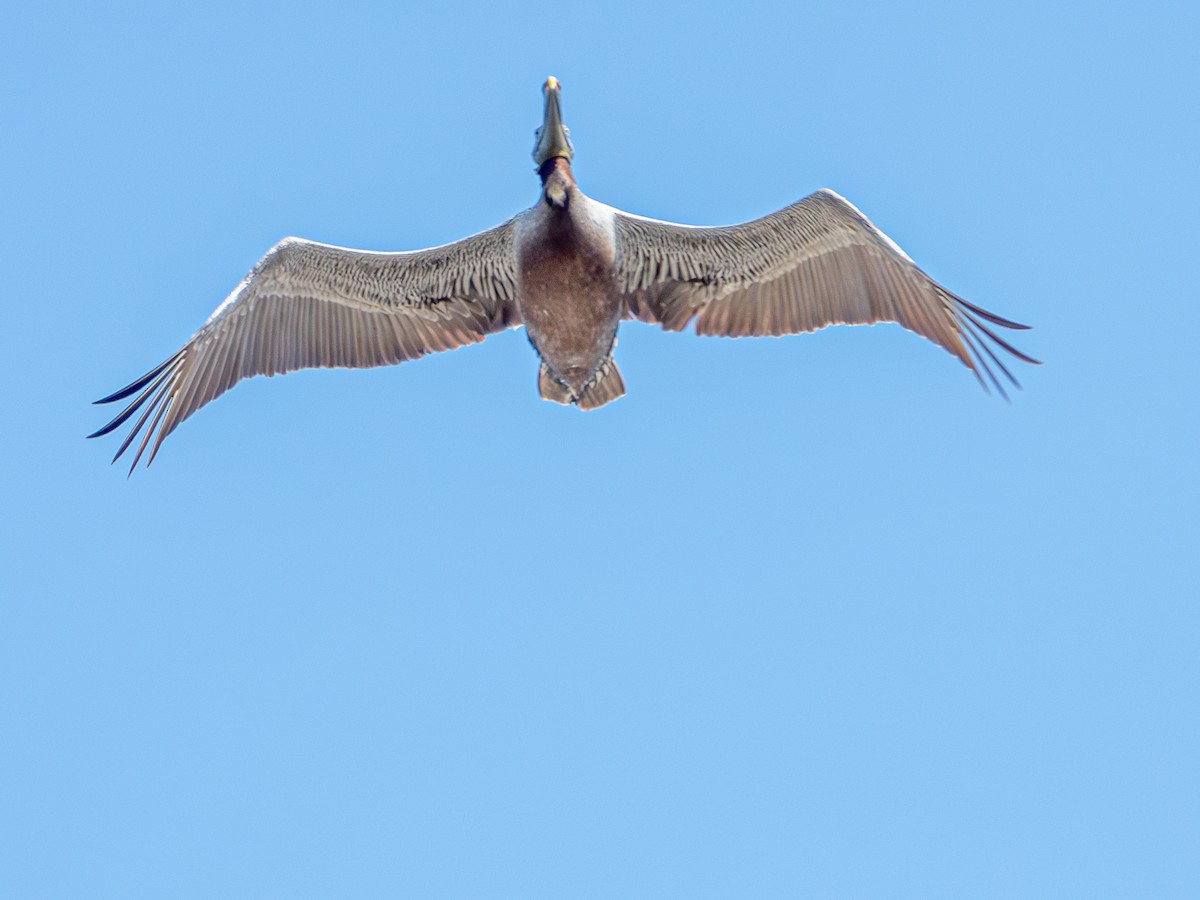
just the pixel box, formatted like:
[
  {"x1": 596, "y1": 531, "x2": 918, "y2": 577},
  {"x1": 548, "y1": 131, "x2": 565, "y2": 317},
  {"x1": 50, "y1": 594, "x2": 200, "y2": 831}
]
[{"x1": 3, "y1": 1, "x2": 1197, "y2": 896}]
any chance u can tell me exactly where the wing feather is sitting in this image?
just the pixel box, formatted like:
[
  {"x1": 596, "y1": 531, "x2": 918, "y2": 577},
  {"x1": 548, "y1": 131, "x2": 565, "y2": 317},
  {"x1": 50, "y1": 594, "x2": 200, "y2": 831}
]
[
  {"x1": 616, "y1": 189, "x2": 1036, "y2": 389},
  {"x1": 91, "y1": 221, "x2": 519, "y2": 468}
]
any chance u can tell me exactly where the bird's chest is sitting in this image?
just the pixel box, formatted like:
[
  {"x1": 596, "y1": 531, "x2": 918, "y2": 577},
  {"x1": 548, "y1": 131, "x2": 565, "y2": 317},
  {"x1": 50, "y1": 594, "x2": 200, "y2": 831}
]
[{"x1": 516, "y1": 212, "x2": 621, "y2": 368}]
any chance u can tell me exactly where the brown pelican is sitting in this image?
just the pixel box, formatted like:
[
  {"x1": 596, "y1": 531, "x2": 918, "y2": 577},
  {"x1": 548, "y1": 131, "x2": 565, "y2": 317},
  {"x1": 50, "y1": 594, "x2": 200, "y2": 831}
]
[{"x1": 92, "y1": 76, "x2": 1037, "y2": 471}]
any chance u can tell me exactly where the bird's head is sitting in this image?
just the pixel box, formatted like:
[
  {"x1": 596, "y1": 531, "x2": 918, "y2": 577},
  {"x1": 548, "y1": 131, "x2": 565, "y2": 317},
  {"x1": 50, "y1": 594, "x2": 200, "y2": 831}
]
[
  {"x1": 533, "y1": 76, "x2": 576, "y2": 207},
  {"x1": 532, "y1": 76, "x2": 573, "y2": 167}
]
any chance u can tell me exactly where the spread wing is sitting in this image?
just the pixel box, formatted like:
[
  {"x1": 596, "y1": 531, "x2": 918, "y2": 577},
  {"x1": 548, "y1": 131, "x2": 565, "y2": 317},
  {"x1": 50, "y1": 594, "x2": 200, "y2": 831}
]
[
  {"x1": 616, "y1": 189, "x2": 1037, "y2": 393},
  {"x1": 91, "y1": 221, "x2": 519, "y2": 471}
]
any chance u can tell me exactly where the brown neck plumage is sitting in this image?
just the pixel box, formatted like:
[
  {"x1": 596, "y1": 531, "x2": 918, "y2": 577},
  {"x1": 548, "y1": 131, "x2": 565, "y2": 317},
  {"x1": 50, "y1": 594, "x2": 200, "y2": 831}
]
[{"x1": 539, "y1": 157, "x2": 575, "y2": 208}]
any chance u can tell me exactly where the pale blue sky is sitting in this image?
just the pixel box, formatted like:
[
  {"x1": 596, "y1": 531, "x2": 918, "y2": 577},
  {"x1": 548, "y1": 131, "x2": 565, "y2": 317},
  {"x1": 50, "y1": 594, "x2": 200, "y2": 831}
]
[{"x1": 3, "y1": 1, "x2": 1197, "y2": 897}]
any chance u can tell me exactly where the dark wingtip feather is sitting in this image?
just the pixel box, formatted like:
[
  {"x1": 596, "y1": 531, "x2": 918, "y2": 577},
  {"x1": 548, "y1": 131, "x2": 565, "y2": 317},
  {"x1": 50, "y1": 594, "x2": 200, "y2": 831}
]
[
  {"x1": 952, "y1": 294, "x2": 1033, "y2": 331},
  {"x1": 127, "y1": 388, "x2": 174, "y2": 474},
  {"x1": 939, "y1": 288, "x2": 1041, "y2": 394},
  {"x1": 959, "y1": 307, "x2": 1042, "y2": 367},
  {"x1": 962, "y1": 317, "x2": 1020, "y2": 395},
  {"x1": 103, "y1": 371, "x2": 176, "y2": 468},
  {"x1": 94, "y1": 352, "x2": 183, "y2": 404},
  {"x1": 957, "y1": 319, "x2": 1011, "y2": 401},
  {"x1": 88, "y1": 357, "x2": 183, "y2": 440}
]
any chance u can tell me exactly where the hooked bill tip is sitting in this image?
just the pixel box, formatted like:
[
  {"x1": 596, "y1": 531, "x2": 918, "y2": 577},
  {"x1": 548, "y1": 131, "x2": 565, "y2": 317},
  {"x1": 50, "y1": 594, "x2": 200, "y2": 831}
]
[{"x1": 544, "y1": 75, "x2": 559, "y2": 92}]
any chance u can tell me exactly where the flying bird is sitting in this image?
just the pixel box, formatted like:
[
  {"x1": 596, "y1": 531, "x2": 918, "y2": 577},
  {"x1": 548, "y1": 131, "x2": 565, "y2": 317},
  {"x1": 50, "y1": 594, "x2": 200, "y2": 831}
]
[{"x1": 92, "y1": 76, "x2": 1037, "y2": 471}]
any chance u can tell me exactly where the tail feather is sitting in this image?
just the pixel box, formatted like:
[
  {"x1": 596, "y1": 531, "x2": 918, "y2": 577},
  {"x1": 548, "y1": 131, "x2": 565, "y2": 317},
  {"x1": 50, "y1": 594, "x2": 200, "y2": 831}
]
[
  {"x1": 577, "y1": 359, "x2": 625, "y2": 410},
  {"x1": 537, "y1": 360, "x2": 626, "y2": 410},
  {"x1": 538, "y1": 363, "x2": 574, "y2": 406}
]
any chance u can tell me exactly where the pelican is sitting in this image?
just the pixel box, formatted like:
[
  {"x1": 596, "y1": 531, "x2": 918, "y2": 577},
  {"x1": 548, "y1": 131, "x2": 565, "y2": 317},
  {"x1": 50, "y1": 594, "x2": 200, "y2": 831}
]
[{"x1": 92, "y1": 76, "x2": 1037, "y2": 471}]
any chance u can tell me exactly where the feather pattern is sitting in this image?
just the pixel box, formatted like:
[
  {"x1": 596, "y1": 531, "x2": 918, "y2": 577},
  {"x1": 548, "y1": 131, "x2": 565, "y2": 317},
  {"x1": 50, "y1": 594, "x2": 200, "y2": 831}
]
[
  {"x1": 93, "y1": 79, "x2": 1039, "y2": 475},
  {"x1": 91, "y1": 221, "x2": 519, "y2": 471},
  {"x1": 616, "y1": 189, "x2": 1037, "y2": 395}
]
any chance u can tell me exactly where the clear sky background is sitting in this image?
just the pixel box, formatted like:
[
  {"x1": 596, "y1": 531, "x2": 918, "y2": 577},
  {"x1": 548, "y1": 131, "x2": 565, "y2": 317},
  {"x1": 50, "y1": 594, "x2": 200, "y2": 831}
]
[{"x1": 3, "y1": 1, "x2": 1197, "y2": 897}]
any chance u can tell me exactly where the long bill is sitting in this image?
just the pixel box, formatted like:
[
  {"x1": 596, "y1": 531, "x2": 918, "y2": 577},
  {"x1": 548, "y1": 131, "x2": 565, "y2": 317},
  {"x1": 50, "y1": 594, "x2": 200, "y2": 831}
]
[{"x1": 533, "y1": 76, "x2": 573, "y2": 166}]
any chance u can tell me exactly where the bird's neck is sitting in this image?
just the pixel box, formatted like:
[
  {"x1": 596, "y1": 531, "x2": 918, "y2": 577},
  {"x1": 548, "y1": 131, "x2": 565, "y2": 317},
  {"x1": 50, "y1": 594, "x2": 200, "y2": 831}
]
[{"x1": 539, "y1": 157, "x2": 576, "y2": 209}]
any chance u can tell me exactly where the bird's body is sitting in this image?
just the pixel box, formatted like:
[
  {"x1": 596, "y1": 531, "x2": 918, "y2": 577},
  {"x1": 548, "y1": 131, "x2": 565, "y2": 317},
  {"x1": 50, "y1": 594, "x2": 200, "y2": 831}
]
[
  {"x1": 92, "y1": 77, "x2": 1037, "y2": 471},
  {"x1": 516, "y1": 158, "x2": 624, "y2": 407}
]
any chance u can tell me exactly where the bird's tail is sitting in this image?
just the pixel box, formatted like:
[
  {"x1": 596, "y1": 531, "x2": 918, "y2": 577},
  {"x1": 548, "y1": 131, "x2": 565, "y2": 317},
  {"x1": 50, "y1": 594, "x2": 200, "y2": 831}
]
[
  {"x1": 538, "y1": 359, "x2": 625, "y2": 410},
  {"x1": 577, "y1": 358, "x2": 625, "y2": 410}
]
